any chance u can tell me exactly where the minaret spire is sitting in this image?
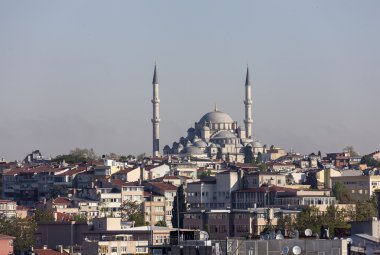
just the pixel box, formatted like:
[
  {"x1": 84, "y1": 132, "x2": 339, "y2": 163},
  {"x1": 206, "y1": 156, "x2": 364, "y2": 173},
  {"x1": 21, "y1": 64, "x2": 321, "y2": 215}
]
[
  {"x1": 244, "y1": 66, "x2": 253, "y2": 138},
  {"x1": 151, "y1": 64, "x2": 161, "y2": 156}
]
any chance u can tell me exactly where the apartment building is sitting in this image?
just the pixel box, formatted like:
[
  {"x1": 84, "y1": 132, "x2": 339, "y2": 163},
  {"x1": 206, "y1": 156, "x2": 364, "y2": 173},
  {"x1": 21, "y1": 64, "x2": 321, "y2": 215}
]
[
  {"x1": 82, "y1": 235, "x2": 149, "y2": 255},
  {"x1": 146, "y1": 182, "x2": 177, "y2": 227},
  {"x1": 0, "y1": 200, "x2": 17, "y2": 218},
  {"x1": 187, "y1": 170, "x2": 242, "y2": 211},
  {"x1": 331, "y1": 174, "x2": 380, "y2": 201},
  {"x1": 143, "y1": 194, "x2": 166, "y2": 225},
  {"x1": 183, "y1": 208, "x2": 300, "y2": 239}
]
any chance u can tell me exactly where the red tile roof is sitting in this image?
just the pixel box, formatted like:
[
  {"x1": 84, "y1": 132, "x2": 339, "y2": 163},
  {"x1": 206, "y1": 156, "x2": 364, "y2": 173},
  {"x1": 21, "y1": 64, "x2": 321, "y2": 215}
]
[
  {"x1": 148, "y1": 182, "x2": 178, "y2": 191},
  {"x1": 52, "y1": 197, "x2": 71, "y2": 205},
  {"x1": 113, "y1": 167, "x2": 139, "y2": 174},
  {"x1": 34, "y1": 249, "x2": 69, "y2": 255}
]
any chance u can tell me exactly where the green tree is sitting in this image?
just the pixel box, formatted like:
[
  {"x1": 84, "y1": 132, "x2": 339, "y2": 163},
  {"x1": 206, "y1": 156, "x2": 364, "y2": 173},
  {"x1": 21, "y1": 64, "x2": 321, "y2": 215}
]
[
  {"x1": 172, "y1": 185, "x2": 186, "y2": 228},
  {"x1": 129, "y1": 212, "x2": 146, "y2": 227},
  {"x1": 33, "y1": 209, "x2": 55, "y2": 222},
  {"x1": 332, "y1": 182, "x2": 351, "y2": 203},
  {"x1": 0, "y1": 215, "x2": 37, "y2": 254},
  {"x1": 277, "y1": 214, "x2": 294, "y2": 235},
  {"x1": 244, "y1": 146, "x2": 254, "y2": 164},
  {"x1": 305, "y1": 172, "x2": 318, "y2": 189},
  {"x1": 258, "y1": 163, "x2": 267, "y2": 172},
  {"x1": 198, "y1": 169, "x2": 212, "y2": 179},
  {"x1": 73, "y1": 214, "x2": 88, "y2": 223},
  {"x1": 50, "y1": 185, "x2": 65, "y2": 199},
  {"x1": 155, "y1": 220, "x2": 167, "y2": 227},
  {"x1": 321, "y1": 205, "x2": 350, "y2": 235},
  {"x1": 361, "y1": 155, "x2": 380, "y2": 167},
  {"x1": 355, "y1": 195, "x2": 378, "y2": 221},
  {"x1": 120, "y1": 200, "x2": 140, "y2": 220},
  {"x1": 295, "y1": 206, "x2": 321, "y2": 234}
]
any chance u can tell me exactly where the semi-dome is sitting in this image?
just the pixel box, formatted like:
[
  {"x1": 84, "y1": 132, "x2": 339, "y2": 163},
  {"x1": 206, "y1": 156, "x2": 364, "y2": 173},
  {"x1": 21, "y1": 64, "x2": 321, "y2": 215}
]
[
  {"x1": 193, "y1": 140, "x2": 208, "y2": 148},
  {"x1": 198, "y1": 110, "x2": 234, "y2": 125},
  {"x1": 184, "y1": 146, "x2": 204, "y2": 155},
  {"x1": 212, "y1": 130, "x2": 237, "y2": 139}
]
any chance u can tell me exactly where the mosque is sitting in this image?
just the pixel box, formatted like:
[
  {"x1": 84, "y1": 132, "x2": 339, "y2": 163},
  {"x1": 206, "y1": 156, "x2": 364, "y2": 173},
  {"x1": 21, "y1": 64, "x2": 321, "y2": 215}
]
[{"x1": 150, "y1": 65, "x2": 265, "y2": 163}]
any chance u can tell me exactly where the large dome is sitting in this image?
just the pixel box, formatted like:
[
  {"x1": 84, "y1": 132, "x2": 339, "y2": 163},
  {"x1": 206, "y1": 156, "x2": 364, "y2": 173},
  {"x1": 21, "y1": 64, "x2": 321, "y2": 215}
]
[{"x1": 198, "y1": 111, "x2": 234, "y2": 124}]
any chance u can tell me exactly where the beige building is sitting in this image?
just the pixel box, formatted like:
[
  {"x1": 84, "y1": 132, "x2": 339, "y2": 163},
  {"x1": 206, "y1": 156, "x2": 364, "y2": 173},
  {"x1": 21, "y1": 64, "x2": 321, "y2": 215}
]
[
  {"x1": 0, "y1": 199, "x2": 16, "y2": 218},
  {"x1": 244, "y1": 172, "x2": 286, "y2": 188},
  {"x1": 146, "y1": 182, "x2": 178, "y2": 227},
  {"x1": 143, "y1": 195, "x2": 166, "y2": 225},
  {"x1": 331, "y1": 175, "x2": 380, "y2": 201},
  {"x1": 315, "y1": 168, "x2": 342, "y2": 189},
  {"x1": 82, "y1": 235, "x2": 149, "y2": 255}
]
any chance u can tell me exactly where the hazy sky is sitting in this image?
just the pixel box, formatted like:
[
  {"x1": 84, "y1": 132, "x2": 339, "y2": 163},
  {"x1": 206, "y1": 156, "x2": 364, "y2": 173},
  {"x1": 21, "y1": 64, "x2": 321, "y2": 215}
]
[{"x1": 1, "y1": 1, "x2": 379, "y2": 160}]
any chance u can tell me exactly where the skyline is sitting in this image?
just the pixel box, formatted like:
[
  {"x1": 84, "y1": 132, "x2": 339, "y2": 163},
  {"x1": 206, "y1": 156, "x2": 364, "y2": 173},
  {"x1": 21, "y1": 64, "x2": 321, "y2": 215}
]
[{"x1": 1, "y1": 1, "x2": 380, "y2": 160}]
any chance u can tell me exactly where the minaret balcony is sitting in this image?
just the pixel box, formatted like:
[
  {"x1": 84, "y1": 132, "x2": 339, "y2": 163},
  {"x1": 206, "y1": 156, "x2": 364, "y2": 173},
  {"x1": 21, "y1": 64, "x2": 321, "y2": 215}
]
[
  {"x1": 151, "y1": 99, "x2": 161, "y2": 103},
  {"x1": 151, "y1": 118, "x2": 161, "y2": 123},
  {"x1": 244, "y1": 100, "x2": 252, "y2": 105}
]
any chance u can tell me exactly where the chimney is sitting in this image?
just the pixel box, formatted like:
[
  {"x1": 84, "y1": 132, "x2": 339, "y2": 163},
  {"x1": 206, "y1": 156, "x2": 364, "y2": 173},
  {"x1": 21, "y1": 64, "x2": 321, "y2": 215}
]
[{"x1": 56, "y1": 245, "x2": 63, "y2": 253}]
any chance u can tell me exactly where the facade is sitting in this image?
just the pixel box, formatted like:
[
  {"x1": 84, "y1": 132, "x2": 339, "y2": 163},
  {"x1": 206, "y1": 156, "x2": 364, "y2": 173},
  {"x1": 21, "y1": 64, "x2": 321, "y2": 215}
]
[
  {"x1": 82, "y1": 235, "x2": 148, "y2": 255},
  {"x1": 331, "y1": 175, "x2": 380, "y2": 201},
  {"x1": 0, "y1": 200, "x2": 17, "y2": 218},
  {"x1": 183, "y1": 208, "x2": 300, "y2": 239},
  {"x1": 0, "y1": 234, "x2": 15, "y2": 255}
]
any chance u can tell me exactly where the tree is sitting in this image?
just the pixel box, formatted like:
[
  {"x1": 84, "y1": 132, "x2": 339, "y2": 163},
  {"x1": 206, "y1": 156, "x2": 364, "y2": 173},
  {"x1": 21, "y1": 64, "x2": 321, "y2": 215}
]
[
  {"x1": 33, "y1": 209, "x2": 55, "y2": 222},
  {"x1": 51, "y1": 185, "x2": 65, "y2": 199},
  {"x1": 244, "y1": 146, "x2": 254, "y2": 164},
  {"x1": 128, "y1": 212, "x2": 146, "y2": 227},
  {"x1": 0, "y1": 215, "x2": 37, "y2": 254},
  {"x1": 52, "y1": 148, "x2": 98, "y2": 163},
  {"x1": 120, "y1": 200, "x2": 140, "y2": 221},
  {"x1": 258, "y1": 163, "x2": 267, "y2": 172},
  {"x1": 343, "y1": 146, "x2": 359, "y2": 157},
  {"x1": 361, "y1": 155, "x2": 380, "y2": 167},
  {"x1": 355, "y1": 195, "x2": 378, "y2": 221},
  {"x1": 332, "y1": 182, "x2": 351, "y2": 203},
  {"x1": 172, "y1": 185, "x2": 187, "y2": 228},
  {"x1": 277, "y1": 214, "x2": 294, "y2": 236},
  {"x1": 305, "y1": 171, "x2": 318, "y2": 189},
  {"x1": 198, "y1": 169, "x2": 212, "y2": 179},
  {"x1": 73, "y1": 214, "x2": 88, "y2": 223},
  {"x1": 295, "y1": 206, "x2": 321, "y2": 234},
  {"x1": 155, "y1": 220, "x2": 167, "y2": 227}
]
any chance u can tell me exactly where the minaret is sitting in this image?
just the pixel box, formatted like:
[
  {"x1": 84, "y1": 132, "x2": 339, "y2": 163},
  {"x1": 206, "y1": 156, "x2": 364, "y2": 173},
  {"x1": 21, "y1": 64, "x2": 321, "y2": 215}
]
[
  {"x1": 151, "y1": 64, "x2": 160, "y2": 156},
  {"x1": 244, "y1": 67, "x2": 253, "y2": 138}
]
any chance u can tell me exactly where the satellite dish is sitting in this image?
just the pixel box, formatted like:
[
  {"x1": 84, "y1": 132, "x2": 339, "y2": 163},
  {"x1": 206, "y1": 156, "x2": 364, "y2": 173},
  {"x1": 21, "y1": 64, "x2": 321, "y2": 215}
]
[
  {"x1": 292, "y1": 246, "x2": 302, "y2": 255},
  {"x1": 305, "y1": 229, "x2": 312, "y2": 237},
  {"x1": 276, "y1": 234, "x2": 284, "y2": 240},
  {"x1": 346, "y1": 238, "x2": 353, "y2": 244},
  {"x1": 282, "y1": 246, "x2": 290, "y2": 254}
]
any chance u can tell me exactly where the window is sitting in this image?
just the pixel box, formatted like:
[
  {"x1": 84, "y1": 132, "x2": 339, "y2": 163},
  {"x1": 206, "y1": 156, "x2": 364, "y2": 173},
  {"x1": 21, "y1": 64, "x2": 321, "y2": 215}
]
[
  {"x1": 111, "y1": 247, "x2": 117, "y2": 253},
  {"x1": 155, "y1": 206, "x2": 164, "y2": 212}
]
